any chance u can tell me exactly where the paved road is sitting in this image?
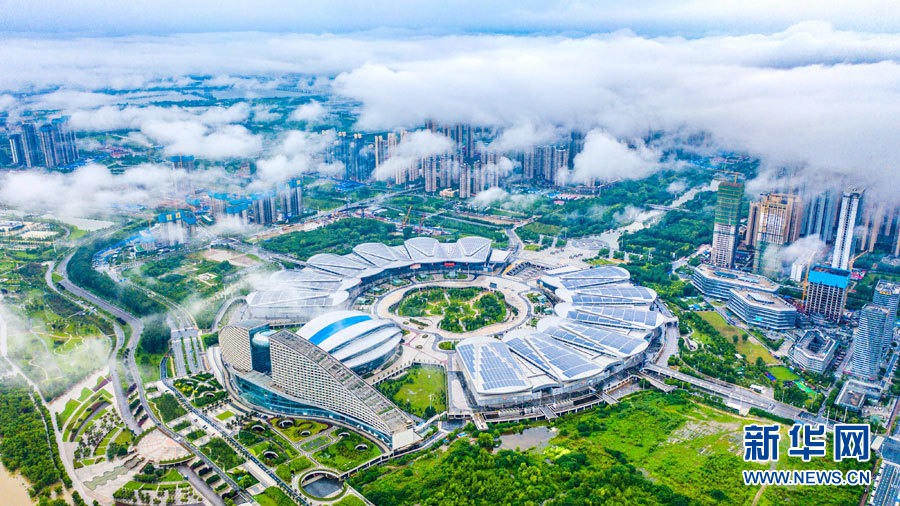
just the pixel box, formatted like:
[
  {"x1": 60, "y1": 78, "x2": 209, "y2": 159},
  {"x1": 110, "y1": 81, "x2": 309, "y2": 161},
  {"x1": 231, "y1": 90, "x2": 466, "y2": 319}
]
[
  {"x1": 645, "y1": 363, "x2": 804, "y2": 420},
  {"x1": 52, "y1": 255, "x2": 142, "y2": 433},
  {"x1": 57, "y1": 251, "x2": 251, "y2": 502}
]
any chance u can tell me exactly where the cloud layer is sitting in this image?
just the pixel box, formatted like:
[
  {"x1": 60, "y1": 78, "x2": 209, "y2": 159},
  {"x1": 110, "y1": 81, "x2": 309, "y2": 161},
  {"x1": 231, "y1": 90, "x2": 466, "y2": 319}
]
[{"x1": 1, "y1": 22, "x2": 899, "y2": 202}]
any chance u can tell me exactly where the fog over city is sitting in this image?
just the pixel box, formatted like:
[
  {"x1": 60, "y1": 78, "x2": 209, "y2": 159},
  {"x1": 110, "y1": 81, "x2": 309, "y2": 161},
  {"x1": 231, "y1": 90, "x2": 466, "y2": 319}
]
[{"x1": 0, "y1": 10, "x2": 897, "y2": 212}]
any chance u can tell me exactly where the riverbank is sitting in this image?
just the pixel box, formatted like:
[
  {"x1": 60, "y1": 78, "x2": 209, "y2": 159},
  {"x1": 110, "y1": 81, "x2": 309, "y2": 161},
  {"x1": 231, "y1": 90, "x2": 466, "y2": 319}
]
[{"x1": 0, "y1": 461, "x2": 34, "y2": 506}]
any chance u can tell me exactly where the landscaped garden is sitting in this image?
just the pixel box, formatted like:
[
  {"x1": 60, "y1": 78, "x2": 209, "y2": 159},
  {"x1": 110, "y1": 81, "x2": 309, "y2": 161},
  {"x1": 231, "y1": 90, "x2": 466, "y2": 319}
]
[
  {"x1": 376, "y1": 365, "x2": 446, "y2": 418},
  {"x1": 393, "y1": 286, "x2": 509, "y2": 333},
  {"x1": 314, "y1": 432, "x2": 382, "y2": 472},
  {"x1": 351, "y1": 391, "x2": 868, "y2": 506},
  {"x1": 172, "y1": 373, "x2": 228, "y2": 408},
  {"x1": 270, "y1": 417, "x2": 329, "y2": 442}
]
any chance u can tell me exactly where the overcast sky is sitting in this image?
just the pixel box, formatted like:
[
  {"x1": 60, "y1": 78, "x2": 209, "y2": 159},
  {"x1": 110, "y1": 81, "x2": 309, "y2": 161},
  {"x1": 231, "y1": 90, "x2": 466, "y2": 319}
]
[
  {"x1": 1, "y1": 0, "x2": 899, "y2": 36},
  {"x1": 1, "y1": 1, "x2": 899, "y2": 210}
]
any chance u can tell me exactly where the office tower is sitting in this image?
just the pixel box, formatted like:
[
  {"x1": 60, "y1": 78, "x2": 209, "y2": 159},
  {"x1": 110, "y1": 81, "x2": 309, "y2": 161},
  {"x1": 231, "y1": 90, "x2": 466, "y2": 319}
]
[
  {"x1": 8, "y1": 133, "x2": 24, "y2": 166},
  {"x1": 873, "y1": 280, "x2": 900, "y2": 352},
  {"x1": 746, "y1": 193, "x2": 803, "y2": 247},
  {"x1": 251, "y1": 192, "x2": 276, "y2": 225},
  {"x1": 852, "y1": 304, "x2": 890, "y2": 381},
  {"x1": 746, "y1": 193, "x2": 803, "y2": 275},
  {"x1": 711, "y1": 180, "x2": 744, "y2": 269},
  {"x1": 171, "y1": 155, "x2": 195, "y2": 171},
  {"x1": 801, "y1": 189, "x2": 840, "y2": 243},
  {"x1": 279, "y1": 179, "x2": 303, "y2": 220},
  {"x1": 831, "y1": 189, "x2": 863, "y2": 270},
  {"x1": 18, "y1": 122, "x2": 43, "y2": 167},
  {"x1": 804, "y1": 264, "x2": 850, "y2": 323},
  {"x1": 459, "y1": 162, "x2": 471, "y2": 198}
]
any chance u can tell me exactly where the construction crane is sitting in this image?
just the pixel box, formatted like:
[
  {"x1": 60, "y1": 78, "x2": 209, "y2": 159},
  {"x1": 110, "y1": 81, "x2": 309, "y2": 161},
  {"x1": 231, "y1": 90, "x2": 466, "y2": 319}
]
[
  {"x1": 400, "y1": 206, "x2": 412, "y2": 228},
  {"x1": 848, "y1": 250, "x2": 867, "y2": 271}
]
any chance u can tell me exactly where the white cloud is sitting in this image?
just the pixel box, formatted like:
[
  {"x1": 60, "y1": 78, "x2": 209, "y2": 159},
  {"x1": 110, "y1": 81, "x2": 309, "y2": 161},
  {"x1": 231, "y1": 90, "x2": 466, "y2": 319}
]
[
  {"x1": 487, "y1": 121, "x2": 562, "y2": 153},
  {"x1": 253, "y1": 129, "x2": 337, "y2": 186},
  {"x1": 469, "y1": 187, "x2": 508, "y2": 208},
  {"x1": 0, "y1": 163, "x2": 225, "y2": 216},
  {"x1": 373, "y1": 130, "x2": 454, "y2": 180},
  {"x1": 569, "y1": 130, "x2": 660, "y2": 184},
  {"x1": 289, "y1": 101, "x2": 326, "y2": 123}
]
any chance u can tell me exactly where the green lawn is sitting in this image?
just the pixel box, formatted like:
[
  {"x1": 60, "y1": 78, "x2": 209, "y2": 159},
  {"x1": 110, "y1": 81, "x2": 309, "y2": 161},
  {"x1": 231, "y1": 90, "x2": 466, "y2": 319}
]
[
  {"x1": 333, "y1": 496, "x2": 366, "y2": 506},
  {"x1": 271, "y1": 418, "x2": 329, "y2": 442},
  {"x1": 301, "y1": 435, "x2": 331, "y2": 451},
  {"x1": 768, "y1": 365, "x2": 801, "y2": 382},
  {"x1": 58, "y1": 398, "x2": 80, "y2": 425},
  {"x1": 377, "y1": 366, "x2": 446, "y2": 418},
  {"x1": 275, "y1": 456, "x2": 313, "y2": 482},
  {"x1": 253, "y1": 486, "x2": 295, "y2": 506},
  {"x1": 314, "y1": 432, "x2": 382, "y2": 472},
  {"x1": 697, "y1": 311, "x2": 777, "y2": 365},
  {"x1": 354, "y1": 391, "x2": 867, "y2": 506},
  {"x1": 215, "y1": 410, "x2": 235, "y2": 421}
]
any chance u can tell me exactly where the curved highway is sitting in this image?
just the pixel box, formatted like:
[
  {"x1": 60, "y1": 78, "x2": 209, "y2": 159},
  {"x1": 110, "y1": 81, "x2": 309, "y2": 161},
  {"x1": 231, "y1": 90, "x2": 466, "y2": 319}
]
[{"x1": 56, "y1": 250, "x2": 247, "y2": 505}]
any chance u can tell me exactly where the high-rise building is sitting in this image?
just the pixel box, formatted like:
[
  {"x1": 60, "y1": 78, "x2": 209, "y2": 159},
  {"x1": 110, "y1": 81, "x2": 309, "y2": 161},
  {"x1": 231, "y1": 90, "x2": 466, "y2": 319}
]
[
  {"x1": 8, "y1": 119, "x2": 78, "y2": 168},
  {"x1": 805, "y1": 264, "x2": 850, "y2": 323},
  {"x1": 8, "y1": 133, "x2": 24, "y2": 166},
  {"x1": 170, "y1": 155, "x2": 195, "y2": 171},
  {"x1": 279, "y1": 179, "x2": 303, "y2": 221},
  {"x1": 251, "y1": 192, "x2": 276, "y2": 225},
  {"x1": 459, "y1": 161, "x2": 471, "y2": 198},
  {"x1": 873, "y1": 280, "x2": 900, "y2": 352},
  {"x1": 852, "y1": 304, "x2": 890, "y2": 381},
  {"x1": 20, "y1": 122, "x2": 43, "y2": 167},
  {"x1": 746, "y1": 193, "x2": 803, "y2": 275},
  {"x1": 220, "y1": 320, "x2": 271, "y2": 374},
  {"x1": 831, "y1": 189, "x2": 863, "y2": 270},
  {"x1": 801, "y1": 189, "x2": 840, "y2": 243},
  {"x1": 156, "y1": 210, "x2": 197, "y2": 246},
  {"x1": 711, "y1": 180, "x2": 744, "y2": 269}
]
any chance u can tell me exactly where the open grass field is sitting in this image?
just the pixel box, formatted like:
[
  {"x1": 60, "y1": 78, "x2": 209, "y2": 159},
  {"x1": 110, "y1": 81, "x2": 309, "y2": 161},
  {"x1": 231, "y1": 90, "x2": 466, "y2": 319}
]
[
  {"x1": 697, "y1": 311, "x2": 777, "y2": 365},
  {"x1": 215, "y1": 410, "x2": 235, "y2": 421},
  {"x1": 377, "y1": 366, "x2": 446, "y2": 418},
  {"x1": 767, "y1": 365, "x2": 801, "y2": 381},
  {"x1": 355, "y1": 391, "x2": 867, "y2": 506}
]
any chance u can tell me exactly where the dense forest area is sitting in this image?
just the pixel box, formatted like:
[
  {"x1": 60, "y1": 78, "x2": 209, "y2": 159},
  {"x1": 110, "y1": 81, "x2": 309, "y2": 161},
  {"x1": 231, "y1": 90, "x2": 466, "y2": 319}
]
[
  {"x1": 0, "y1": 380, "x2": 69, "y2": 496},
  {"x1": 67, "y1": 237, "x2": 164, "y2": 317}
]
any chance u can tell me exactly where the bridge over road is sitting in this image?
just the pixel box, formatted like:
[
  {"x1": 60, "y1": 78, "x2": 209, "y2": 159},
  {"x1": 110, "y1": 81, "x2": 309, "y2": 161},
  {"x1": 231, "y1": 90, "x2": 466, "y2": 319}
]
[{"x1": 643, "y1": 364, "x2": 803, "y2": 421}]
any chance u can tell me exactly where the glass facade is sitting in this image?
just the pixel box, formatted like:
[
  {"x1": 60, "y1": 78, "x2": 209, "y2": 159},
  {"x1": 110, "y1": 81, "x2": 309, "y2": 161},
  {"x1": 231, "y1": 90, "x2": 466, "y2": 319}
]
[{"x1": 233, "y1": 374, "x2": 393, "y2": 446}]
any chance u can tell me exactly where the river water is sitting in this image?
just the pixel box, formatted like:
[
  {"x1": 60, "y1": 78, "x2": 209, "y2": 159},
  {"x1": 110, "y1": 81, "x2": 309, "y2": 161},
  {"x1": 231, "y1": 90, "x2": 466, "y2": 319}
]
[
  {"x1": 0, "y1": 462, "x2": 34, "y2": 506},
  {"x1": 598, "y1": 182, "x2": 717, "y2": 251}
]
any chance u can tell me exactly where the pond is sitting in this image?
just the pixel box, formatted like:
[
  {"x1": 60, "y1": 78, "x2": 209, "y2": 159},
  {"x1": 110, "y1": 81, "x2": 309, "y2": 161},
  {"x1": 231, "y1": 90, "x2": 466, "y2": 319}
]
[
  {"x1": 302, "y1": 474, "x2": 343, "y2": 498},
  {"x1": 497, "y1": 426, "x2": 556, "y2": 451}
]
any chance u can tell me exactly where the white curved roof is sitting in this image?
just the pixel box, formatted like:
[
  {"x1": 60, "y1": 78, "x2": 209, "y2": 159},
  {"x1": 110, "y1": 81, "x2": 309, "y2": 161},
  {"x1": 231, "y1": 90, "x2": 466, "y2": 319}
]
[
  {"x1": 296, "y1": 310, "x2": 402, "y2": 373},
  {"x1": 541, "y1": 265, "x2": 630, "y2": 291},
  {"x1": 248, "y1": 236, "x2": 500, "y2": 316}
]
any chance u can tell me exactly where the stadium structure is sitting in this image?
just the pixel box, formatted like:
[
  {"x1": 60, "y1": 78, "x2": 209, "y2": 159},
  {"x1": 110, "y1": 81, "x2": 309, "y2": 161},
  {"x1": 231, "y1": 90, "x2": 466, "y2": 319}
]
[
  {"x1": 246, "y1": 236, "x2": 510, "y2": 321},
  {"x1": 219, "y1": 319, "x2": 418, "y2": 450},
  {"x1": 455, "y1": 265, "x2": 676, "y2": 408},
  {"x1": 219, "y1": 239, "x2": 675, "y2": 445}
]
